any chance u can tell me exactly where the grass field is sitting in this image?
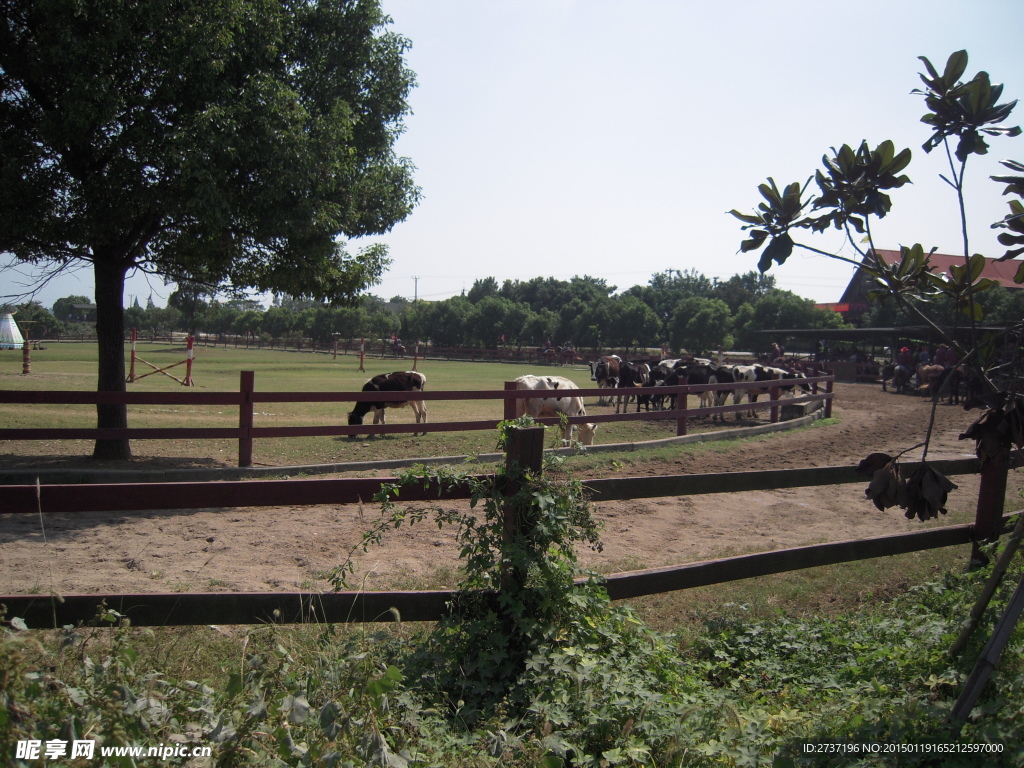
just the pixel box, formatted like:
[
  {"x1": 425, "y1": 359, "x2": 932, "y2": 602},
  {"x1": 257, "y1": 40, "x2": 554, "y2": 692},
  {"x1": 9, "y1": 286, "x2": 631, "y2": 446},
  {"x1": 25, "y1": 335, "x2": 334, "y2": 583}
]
[{"x1": 0, "y1": 341, "x2": 746, "y2": 467}]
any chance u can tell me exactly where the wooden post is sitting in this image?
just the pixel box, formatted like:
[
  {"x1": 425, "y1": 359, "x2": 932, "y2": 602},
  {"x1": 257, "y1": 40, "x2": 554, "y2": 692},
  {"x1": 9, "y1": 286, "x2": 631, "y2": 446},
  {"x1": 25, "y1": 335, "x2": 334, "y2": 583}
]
[
  {"x1": 769, "y1": 383, "x2": 780, "y2": 423},
  {"x1": 127, "y1": 327, "x2": 137, "y2": 382},
  {"x1": 971, "y1": 449, "x2": 1009, "y2": 564},
  {"x1": 21, "y1": 338, "x2": 30, "y2": 375},
  {"x1": 182, "y1": 336, "x2": 195, "y2": 386},
  {"x1": 503, "y1": 381, "x2": 518, "y2": 422},
  {"x1": 238, "y1": 371, "x2": 255, "y2": 468},
  {"x1": 358, "y1": 338, "x2": 365, "y2": 372},
  {"x1": 676, "y1": 386, "x2": 688, "y2": 436},
  {"x1": 501, "y1": 426, "x2": 545, "y2": 592},
  {"x1": 825, "y1": 373, "x2": 834, "y2": 418}
]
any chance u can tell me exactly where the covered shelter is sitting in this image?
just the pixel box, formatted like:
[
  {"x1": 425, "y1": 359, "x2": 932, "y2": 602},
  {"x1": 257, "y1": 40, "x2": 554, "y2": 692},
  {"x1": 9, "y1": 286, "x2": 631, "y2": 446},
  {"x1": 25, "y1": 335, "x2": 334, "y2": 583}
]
[{"x1": 751, "y1": 325, "x2": 1015, "y2": 382}]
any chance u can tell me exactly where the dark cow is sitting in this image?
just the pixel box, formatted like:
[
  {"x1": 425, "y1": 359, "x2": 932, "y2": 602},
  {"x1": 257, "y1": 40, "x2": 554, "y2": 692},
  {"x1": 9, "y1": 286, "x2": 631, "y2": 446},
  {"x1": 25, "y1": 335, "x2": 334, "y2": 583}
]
[
  {"x1": 588, "y1": 355, "x2": 621, "y2": 405},
  {"x1": 348, "y1": 371, "x2": 427, "y2": 436},
  {"x1": 615, "y1": 361, "x2": 652, "y2": 413},
  {"x1": 651, "y1": 364, "x2": 684, "y2": 411}
]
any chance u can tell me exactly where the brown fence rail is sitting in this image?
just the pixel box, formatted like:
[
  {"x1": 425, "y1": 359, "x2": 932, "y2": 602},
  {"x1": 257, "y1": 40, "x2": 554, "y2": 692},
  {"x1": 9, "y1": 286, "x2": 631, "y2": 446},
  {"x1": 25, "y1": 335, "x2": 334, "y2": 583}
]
[
  {"x1": 0, "y1": 371, "x2": 835, "y2": 466},
  {"x1": 3, "y1": 452, "x2": 1011, "y2": 629}
]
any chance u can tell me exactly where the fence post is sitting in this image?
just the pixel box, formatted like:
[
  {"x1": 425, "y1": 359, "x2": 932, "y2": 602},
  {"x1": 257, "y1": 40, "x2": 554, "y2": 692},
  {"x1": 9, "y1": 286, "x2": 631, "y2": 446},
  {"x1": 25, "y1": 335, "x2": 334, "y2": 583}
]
[
  {"x1": 182, "y1": 336, "x2": 195, "y2": 387},
  {"x1": 825, "y1": 373, "x2": 834, "y2": 418},
  {"x1": 503, "y1": 381, "x2": 518, "y2": 422},
  {"x1": 501, "y1": 425, "x2": 546, "y2": 592},
  {"x1": 971, "y1": 448, "x2": 1009, "y2": 564},
  {"x1": 127, "y1": 328, "x2": 137, "y2": 382},
  {"x1": 238, "y1": 371, "x2": 255, "y2": 468},
  {"x1": 676, "y1": 386, "x2": 688, "y2": 436},
  {"x1": 769, "y1": 383, "x2": 780, "y2": 423}
]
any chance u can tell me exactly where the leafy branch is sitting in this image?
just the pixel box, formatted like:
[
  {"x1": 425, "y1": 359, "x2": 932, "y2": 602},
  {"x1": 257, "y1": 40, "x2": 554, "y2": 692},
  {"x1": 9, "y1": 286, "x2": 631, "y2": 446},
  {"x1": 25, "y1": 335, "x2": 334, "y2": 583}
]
[{"x1": 733, "y1": 48, "x2": 1019, "y2": 514}]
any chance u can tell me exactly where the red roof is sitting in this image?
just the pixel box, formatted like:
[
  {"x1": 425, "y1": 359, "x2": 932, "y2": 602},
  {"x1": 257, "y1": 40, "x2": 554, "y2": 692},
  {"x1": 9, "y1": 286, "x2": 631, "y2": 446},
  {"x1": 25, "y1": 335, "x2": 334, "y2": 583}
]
[{"x1": 870, "y1": 248, "x2": 1022, "y2": 290}]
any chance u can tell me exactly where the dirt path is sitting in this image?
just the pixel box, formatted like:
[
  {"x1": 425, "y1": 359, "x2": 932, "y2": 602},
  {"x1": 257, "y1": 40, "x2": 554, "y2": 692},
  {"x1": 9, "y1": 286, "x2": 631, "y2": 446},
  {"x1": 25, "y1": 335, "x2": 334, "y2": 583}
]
[{"x1": 1, "y1": 383, "x2": 1019, "y2": 597}]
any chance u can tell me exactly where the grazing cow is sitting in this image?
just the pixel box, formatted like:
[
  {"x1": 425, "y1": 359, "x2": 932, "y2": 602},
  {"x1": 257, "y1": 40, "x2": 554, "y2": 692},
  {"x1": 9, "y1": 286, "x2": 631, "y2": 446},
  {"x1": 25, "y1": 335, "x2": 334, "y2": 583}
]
[
  {"x1": 615, "y1": 361, "x2": 652, "y2": 413},
  {"x1": 588, "y1": 355, "x2": 621, "y2": 405},
  {"x1": 514, "y1": 375, "x2": 597, "y2": 445},
  {"x1": 728, "y1": 365, "x2": 807, "y2": 419},
  {"x1": 348, "y1": 371, "x2": 427, "y2": 436}
]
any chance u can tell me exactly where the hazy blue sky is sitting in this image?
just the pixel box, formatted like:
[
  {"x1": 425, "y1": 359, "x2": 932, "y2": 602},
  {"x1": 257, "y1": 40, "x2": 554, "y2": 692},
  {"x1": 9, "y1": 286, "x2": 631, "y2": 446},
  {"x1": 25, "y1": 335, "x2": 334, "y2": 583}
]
[{"x1": 10, "y1": 0, "x2": 1024, "y2": 309}]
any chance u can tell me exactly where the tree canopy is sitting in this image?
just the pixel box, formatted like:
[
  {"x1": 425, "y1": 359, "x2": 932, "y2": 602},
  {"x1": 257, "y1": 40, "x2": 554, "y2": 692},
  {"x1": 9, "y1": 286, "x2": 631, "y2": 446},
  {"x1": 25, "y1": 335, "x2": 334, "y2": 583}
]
[{"x1": 0, "y1": 0, "x2": 420, "y2": 457}]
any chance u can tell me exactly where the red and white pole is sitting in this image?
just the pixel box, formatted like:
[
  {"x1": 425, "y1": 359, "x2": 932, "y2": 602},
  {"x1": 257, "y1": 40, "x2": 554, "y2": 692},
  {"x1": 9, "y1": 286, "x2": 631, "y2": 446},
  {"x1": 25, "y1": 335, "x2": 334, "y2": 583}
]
[
  {"x1": 413, "y1": 341, "x2": 419, "y2": 371},
  {"x1": 183, "y1": 336, "x2": 195, "y2": 386},
  {"x1": 127, "y1": 328, "x2": 137, "y2": 383},
  {"x1": 358, "y1": 337, "x2": 365, "y2": 372}
]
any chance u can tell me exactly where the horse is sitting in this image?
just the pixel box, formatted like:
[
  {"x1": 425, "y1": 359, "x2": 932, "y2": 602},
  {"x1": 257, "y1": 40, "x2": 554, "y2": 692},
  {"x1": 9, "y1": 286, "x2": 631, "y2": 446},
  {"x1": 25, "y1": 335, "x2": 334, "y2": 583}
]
[{"x1": 882, "y1": 363, "x2": 912, "y2": 393}]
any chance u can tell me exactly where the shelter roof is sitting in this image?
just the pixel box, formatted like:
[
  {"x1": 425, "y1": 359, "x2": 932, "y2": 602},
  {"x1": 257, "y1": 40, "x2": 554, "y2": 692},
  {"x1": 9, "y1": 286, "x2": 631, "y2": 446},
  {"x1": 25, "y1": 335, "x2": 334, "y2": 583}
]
[
  {"x1": 868, "y1": 249, "x2": 1022, "y2": 290},
  {"x1": 750, "y1": 325, "x2": 1012, "y2": 344}
]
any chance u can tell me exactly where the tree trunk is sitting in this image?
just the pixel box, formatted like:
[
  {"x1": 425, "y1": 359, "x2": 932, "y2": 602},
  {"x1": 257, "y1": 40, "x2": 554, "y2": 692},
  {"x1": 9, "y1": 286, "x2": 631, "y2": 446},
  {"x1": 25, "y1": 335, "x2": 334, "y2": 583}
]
[{"x1": 92, "y1": 257, "x2": 132, "y2": 460}]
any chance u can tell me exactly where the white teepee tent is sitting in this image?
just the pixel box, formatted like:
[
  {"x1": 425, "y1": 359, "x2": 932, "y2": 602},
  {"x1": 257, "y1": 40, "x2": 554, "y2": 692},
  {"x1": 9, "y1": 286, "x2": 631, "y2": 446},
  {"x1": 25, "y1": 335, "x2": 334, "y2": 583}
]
[{"x1": 1, "y1": 312, "x2": 25, "y2": 349}]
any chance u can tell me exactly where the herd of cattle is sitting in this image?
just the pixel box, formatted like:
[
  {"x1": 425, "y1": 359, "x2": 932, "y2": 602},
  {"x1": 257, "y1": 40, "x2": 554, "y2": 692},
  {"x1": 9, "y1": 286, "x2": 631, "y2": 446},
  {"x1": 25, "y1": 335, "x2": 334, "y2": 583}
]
[{"x1": 345, "y1": 357, "x2": 812, "y2": 446}]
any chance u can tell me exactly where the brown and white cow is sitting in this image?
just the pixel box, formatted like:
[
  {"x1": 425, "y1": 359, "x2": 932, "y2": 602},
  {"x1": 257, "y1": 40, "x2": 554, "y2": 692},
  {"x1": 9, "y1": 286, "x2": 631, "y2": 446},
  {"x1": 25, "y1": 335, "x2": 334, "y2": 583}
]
[
  {"x1": 347, "y1": 371, "x2": 427, "y2": 436},
  {"x1": 514, "y1": 375, "x2": 598, "y2": 445},
  {"x1": 588, "y1": 355, "x2": 621, "y2": 405}
]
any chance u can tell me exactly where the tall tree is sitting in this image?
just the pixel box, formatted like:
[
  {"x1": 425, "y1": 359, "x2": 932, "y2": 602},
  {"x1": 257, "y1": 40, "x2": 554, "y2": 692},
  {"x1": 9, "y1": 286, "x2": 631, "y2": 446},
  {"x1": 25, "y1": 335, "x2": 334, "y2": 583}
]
[{"x1": 0, "y1": 0, "x2": 419, "y2": 458}]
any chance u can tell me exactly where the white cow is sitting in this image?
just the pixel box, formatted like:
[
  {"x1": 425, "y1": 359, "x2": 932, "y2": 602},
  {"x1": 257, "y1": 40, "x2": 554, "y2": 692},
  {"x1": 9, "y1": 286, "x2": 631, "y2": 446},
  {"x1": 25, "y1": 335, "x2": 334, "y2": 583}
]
[{"x1": 514, "y1": 375, "x2": 598, "y2": 445}]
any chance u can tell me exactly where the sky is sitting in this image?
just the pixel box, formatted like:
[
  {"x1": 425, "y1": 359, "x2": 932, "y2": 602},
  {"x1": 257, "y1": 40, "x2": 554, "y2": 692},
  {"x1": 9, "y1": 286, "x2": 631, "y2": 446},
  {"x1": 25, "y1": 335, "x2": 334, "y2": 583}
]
[{"x1": 6, "y1": 0, "x2": 1024, "y2": 310}]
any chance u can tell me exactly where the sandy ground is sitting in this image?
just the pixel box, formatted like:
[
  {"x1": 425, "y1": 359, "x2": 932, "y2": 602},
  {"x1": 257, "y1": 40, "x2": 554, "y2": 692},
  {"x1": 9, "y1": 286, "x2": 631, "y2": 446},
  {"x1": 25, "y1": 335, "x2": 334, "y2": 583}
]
[{"x1": 1, "y1": 382, "x2": 1021, "y2": 597}]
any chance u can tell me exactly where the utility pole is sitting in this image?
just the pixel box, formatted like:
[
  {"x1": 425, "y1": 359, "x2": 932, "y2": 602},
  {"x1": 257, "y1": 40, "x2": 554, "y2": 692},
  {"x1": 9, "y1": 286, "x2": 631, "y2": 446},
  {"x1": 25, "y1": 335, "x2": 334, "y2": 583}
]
[{"x1": 412, "y1": 276, "x2": 419, "y2": 303}]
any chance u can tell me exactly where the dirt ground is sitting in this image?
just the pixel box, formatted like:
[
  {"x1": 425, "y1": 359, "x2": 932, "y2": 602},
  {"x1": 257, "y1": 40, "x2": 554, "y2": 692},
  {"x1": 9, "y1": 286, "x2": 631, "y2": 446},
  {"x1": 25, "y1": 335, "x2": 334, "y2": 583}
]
[{"x1": 1, "y1": 382, "x2": 1021, "y2": 597}]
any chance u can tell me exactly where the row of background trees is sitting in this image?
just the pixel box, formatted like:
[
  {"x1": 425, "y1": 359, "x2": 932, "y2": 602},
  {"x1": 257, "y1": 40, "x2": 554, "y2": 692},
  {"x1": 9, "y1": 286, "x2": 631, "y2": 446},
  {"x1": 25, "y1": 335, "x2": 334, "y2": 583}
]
[{"x1": 13, "y1": 266, "x2": 1024, "y2": 357}]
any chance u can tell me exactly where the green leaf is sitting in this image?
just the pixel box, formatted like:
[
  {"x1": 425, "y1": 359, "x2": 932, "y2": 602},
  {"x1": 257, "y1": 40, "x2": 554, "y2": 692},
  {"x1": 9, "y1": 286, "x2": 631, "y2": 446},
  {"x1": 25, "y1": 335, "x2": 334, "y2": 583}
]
[
  {"x1": 728, "y1": 209, "x2": 763, "y2": 225},
  {"x1": 968, "y1": 253, "x2": 986, "y2": 281},
  {"x1": 758, "y1": 233, "x2": 794, "y2": 272},
  {"x1": 942, "y1": 50, "x2": 969, "y2": 86}
]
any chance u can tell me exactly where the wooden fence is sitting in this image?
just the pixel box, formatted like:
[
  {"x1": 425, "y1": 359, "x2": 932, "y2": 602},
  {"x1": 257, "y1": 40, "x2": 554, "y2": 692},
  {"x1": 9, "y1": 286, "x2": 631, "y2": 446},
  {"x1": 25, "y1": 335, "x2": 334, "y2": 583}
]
[
  {"x1": 1, "y1": 431, "x2": 1015, "y2": 628},
  {"x1": 0, "y1": 372, "x2": 834, "y2": 467}
]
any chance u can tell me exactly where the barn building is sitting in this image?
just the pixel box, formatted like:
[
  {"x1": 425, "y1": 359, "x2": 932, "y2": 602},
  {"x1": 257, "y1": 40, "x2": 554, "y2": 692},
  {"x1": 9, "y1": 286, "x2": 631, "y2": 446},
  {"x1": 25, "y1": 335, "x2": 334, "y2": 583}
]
[{"x1": 819, "y1": 248, "x2": 1023, "y2": 321}]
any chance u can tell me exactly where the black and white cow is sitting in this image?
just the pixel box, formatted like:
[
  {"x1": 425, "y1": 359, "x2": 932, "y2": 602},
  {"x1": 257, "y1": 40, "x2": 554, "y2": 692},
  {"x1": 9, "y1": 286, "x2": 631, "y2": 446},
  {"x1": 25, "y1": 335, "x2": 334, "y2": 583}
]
[
  {"x1": 615, "y1": 361, "x2": 652, "y2": 413},
  {"x1": 347, "y1": 371, "x2": 427, "y2": 436},
  {"x1": 588, "y1": 355, "x2": 621, "y2": 405},
  {"x1": 708, "y1": 364, "x2": 736, "y2": 421},
  {"x1": 514, "y1": 375, "x2": 597, "y2": 445},
  {"x1": 728, "y1": 365, "x2": 807, "y2": 419}
]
